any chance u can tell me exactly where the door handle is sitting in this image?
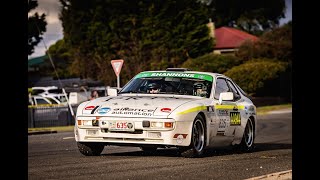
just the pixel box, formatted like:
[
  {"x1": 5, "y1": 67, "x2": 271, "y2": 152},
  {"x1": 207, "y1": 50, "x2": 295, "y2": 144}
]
[{"x1": 232, "y1": 105, "x2": 238, "y2": 111}]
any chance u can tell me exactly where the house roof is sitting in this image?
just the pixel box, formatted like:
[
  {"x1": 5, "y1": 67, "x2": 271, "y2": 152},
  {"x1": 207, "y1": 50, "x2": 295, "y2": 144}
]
[
  {"x1": 28, "y1": 55, "x2": 48, "y2": 67},
  {"x1": 214, "y1": 27, "x2": 258, "y2": 49}
]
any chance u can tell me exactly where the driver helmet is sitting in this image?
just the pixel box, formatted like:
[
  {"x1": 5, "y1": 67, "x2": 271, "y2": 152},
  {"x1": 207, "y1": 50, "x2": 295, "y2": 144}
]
[
  {"x1": 147, "y1": 82, "x2": 161, "y2": 93},
  {"x1": 193, "y1": 82, "x2": 207, "y2": 97}
]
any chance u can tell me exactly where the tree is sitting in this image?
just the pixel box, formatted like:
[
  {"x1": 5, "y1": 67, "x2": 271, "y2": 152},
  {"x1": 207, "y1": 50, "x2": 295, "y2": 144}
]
[
  {"x1": 182, "y1": 54, "x2": 241, "y2": 73},
  {"x1": 59, "y1": 0, "x2": 214, "y2": 86},
  {"x1": 28, "y1": 0, "x2": 47, "y2": 56},
  {"x1": 236, "y1": 21, "x2": 292, "y2": 63},
  {"x1": 207, "y1": 0, "x2": 286, "y2": 35},
  {"x1": 42, "y1": 39, "x2": 76, "y2": 79}
]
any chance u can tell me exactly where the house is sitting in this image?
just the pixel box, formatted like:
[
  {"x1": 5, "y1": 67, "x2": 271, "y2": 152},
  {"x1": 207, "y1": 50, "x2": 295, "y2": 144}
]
[{"x1": 207, "y1": 22, "x2": 258, "y2": 55}]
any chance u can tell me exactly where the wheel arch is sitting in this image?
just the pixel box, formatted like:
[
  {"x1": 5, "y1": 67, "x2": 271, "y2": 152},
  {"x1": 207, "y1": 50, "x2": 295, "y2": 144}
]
[
  {"x1": 197, "y1": 112, "x2": 208, "y2": 147},
  {"x1": 249, "y1": 115, "x2": 257, "y2": 140}
]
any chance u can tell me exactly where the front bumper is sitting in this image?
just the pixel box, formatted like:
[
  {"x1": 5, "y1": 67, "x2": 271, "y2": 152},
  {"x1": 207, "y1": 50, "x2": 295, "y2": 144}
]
[{"x1": 74, "y1": 116, "x2": 193, "y2": 147}]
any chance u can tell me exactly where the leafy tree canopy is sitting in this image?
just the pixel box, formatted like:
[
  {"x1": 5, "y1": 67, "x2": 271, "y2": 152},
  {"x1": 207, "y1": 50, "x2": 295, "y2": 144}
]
[
  {"x1": 236, "y1": 21, "x2": 292, "y2": 63},
  {"x1": 28, "y1": 0, "x2": 47, "y2": 56},
  {"x1": 207, "y1": 0, "x2": 286, "y2": 35},
  {"x1": 59, "y1": 0, "x2": 214, "y2": 85},
  {"x1": 182, "y1": 54, "x2": 241, "y2": 74}
]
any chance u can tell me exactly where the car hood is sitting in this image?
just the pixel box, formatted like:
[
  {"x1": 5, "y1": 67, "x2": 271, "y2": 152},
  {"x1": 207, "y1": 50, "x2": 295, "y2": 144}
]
[{"x1": 80, "y1": 95, "x2": 198, "y2": 117}]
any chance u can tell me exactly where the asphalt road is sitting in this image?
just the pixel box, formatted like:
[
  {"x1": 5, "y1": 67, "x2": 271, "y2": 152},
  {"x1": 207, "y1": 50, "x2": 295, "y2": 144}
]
[{"x1": 28, "y1": 112, "x2": 292, "y2": 180}]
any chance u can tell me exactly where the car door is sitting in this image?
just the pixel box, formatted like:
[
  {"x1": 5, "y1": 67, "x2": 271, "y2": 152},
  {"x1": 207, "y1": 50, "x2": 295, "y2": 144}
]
[
  {"x1": 224, "y1": 78, "x2": 244, "y2": 137},
  {"x1": 213, "y1": 77, "x2": 243, "y2": 137},
  {"x1": 213, "y1": 77, "x2": 232, "y2": 135}
]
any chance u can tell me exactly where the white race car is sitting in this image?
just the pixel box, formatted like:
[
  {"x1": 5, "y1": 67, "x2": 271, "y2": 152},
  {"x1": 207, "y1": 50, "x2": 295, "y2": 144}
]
[{"x1": 75, "y1": 68, "x2": 257, "y2": 158}]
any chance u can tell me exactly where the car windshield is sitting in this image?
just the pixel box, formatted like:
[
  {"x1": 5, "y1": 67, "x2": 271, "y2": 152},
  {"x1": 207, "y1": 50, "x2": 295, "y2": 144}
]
[{"x1": 119, "y1": 72, "x2": 213, "y2": 98}]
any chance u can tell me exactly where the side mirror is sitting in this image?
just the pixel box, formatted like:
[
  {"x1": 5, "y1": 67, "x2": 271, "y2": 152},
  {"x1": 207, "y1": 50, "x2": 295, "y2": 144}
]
[
  {"x1": 107, "y1": 88, "x2": 118, "y2": 96},
  {"x1": 219, "y1": 92, "x2": 234, "y2": 104}
]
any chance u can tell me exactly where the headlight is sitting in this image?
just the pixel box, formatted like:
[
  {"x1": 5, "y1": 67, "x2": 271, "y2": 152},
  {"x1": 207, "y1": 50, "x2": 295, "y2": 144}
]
[
  {"x1": 151, "y1": 122, "x2": 163, "y2": 128},
  {"x1": 150, "y1": 122, "x2": 174, "y2": 128},
  {"x1": 77, "y1": 120, "x2": 92, "y2": 126}
]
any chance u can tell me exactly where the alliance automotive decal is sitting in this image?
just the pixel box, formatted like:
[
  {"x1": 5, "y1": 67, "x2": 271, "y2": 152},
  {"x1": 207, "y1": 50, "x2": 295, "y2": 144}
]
[
  {"x1": 134, "y1": 72, "x2": 213, "y2": 82},
  {"x1": 176, "y1": 106, "x2": 207, "y2": 115},
  {"x1": 110, "y1": 107, "x2": 156, "y2": 116}
]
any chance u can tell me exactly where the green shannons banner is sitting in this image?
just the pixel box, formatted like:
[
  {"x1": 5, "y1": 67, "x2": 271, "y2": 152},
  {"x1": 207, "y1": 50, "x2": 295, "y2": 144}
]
[{"x1": 134, "y1": 72, "x2": 213, "y2": 82}]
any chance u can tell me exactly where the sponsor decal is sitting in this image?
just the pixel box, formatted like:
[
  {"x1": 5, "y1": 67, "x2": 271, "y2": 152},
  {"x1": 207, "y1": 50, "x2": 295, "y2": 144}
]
[
  {"x1": 230, "y1": 112, "x2": 241, "y2": 125},
  {"x1": 218, "y1": 119, "x2": 227, "y2": 129},
  {"x1": 218, "y1": 110, "x2": 228, "y2": 116},
  {"x1": 111, "y1": 107, "x2": 156, "y2": 116},
  {"x1": 161, "y1": 108, "x2": 171, "y2": 113},
  {"x1": 134, "y1": 72, "x2": 213, "y2": 82},
  {"x1": 127, "y1": 123, "x2": 133, "y2": 129},
  {"x1": 97, "y1": 107, "x2": 111, "y2": 114},
  {"x1": 150, "y1": 72, "x2": 195, "y2": 78},
  {"x1": 84, "y1": 106, "x2": 95, "y2": 110},
  {"x1": 248, "y1": 105, "x2": 255, "y2": 111},
  {"x1": 207, "y1": 106, "x2": 214, "y2": 112}
]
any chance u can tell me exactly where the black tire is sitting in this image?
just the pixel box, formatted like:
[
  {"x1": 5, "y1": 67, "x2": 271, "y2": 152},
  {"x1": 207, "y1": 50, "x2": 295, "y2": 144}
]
[
  {"x1": 77, "y1": 142, "x2": 104, "y2": 156},
  {"x1": 140, "y1": 146, "x2": 157, "y2": 155},
  {"x1": 234, "y1": 118, "x2": 255, "y2": 152},
  {"x1": 180, "y1": 114, "x2": 206, "y2": 158},
  {"x1": 140, "y1": 146, "x2": 157, "y2": 152}
]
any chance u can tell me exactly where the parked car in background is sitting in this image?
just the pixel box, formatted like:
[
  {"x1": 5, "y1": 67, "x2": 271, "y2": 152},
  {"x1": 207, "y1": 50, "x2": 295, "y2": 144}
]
[
  {"x1": 29, "y1": 95, "x2": 67, "y2": 106},
  {"x1": 74, "y1": 68, "x2": 257, "y2": 158},
  {"x1": 31, "y1": 86, "x2": 62, "y2": 96},
  {"x1": 31, "y1": 86, "x2": 69, "y2": 104}
]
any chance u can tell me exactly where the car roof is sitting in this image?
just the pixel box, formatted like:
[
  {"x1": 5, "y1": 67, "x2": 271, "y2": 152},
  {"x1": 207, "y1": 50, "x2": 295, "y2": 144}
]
[{"x1": 32, "y1": 86, "x2": 58, "y2": 90}]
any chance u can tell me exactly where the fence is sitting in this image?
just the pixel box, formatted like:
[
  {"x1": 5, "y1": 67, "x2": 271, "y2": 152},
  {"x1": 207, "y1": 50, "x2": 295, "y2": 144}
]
[{"x1": 28, "y1": 105, "x2": 78, "y2": 128}]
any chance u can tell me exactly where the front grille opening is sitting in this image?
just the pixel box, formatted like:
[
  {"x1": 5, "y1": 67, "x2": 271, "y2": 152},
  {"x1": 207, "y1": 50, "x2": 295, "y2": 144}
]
[{"x1": 101, "y1": 129, "x2": 143, "y2": 134}]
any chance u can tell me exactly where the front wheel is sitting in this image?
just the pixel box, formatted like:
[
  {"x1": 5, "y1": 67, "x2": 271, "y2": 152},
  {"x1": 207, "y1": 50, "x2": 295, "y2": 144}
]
[
  {"x1": 77, "y1": 142, "x2": 104, "y2": 156},
  {"x1": 140, "y1": 146, "x2": 157, "y2": 155},
  {"x1": 180, "y1": 114, "x2": 206, "y2": 158}
]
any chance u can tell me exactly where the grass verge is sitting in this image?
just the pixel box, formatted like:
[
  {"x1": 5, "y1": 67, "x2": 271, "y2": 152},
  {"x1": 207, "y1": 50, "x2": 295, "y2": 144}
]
[
  {"x1": 28, "y1": 125, "x2": 74, "y2": 132},
  {"x1": 256, "y1": 103, "x2": 292, "y2": 115}
]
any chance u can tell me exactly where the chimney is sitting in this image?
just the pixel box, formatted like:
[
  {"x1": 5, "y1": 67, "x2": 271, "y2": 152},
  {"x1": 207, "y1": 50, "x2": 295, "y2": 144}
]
[{"x1": 207, "y1": 18, "x2": 215, "y2": 38}]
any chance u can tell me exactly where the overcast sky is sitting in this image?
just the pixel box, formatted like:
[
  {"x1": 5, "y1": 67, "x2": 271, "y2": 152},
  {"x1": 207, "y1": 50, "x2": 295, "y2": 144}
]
[{"x1": 28, "y1": 0, "x2": 293, "y2": 59}]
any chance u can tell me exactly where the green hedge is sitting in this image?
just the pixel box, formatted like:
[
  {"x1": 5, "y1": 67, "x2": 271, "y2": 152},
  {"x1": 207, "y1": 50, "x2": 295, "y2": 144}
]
[
  {"x1": 182, "y1": 54, "x2": 241, "y2": 74},
  {"x1": 224, "y1": 59, "x2": 288, "y2": 95}
]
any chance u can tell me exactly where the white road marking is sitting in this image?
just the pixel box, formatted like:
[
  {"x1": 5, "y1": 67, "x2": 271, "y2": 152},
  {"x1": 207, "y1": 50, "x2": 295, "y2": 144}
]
[
  {"x1": 244, "y1": 170, "x2": 292, "y2": 180},
  {"x1": 63, "y1": 137, "x2": 75, "y2": 140},
  {"x1": 268, "y1": 109, "x2": 292, "y2": 114}
]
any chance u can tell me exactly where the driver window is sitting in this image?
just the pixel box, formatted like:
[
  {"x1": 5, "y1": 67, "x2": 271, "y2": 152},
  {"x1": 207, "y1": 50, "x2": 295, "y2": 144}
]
[
  {"x1": 227, "y1": 80, "x2": 241, "y2": 101},
  {"x1": 214, "y1": 78, "x2": 230, "y2": 99}
]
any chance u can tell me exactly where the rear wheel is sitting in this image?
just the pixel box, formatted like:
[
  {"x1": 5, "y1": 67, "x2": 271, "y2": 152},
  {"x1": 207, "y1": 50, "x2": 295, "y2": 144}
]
[
  {"x1": 77, "y1": 142, "x2": 104, "y2": 156},
  {"x1": 235, "y1": 118, "x2": 255, "y2": 152},
  {"x1": 180, "y1": 114, "x2": 206, "y2": 158}
]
